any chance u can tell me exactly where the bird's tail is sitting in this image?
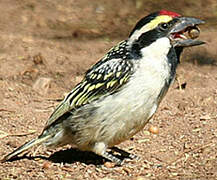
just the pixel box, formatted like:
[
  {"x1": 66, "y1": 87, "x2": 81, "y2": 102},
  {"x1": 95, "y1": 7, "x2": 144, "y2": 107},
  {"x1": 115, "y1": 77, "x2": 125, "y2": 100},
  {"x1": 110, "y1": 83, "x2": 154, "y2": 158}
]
[{"x1": 1, "y1": 134, "x2": 50, "y2": 162}]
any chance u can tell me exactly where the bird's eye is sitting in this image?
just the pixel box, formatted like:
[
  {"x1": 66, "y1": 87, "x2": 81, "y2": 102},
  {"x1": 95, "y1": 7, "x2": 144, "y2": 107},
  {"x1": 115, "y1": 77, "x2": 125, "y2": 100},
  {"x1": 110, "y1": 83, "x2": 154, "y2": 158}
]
[{"x1": 159, "y1": 23, "x2": 169, "y2": 31}]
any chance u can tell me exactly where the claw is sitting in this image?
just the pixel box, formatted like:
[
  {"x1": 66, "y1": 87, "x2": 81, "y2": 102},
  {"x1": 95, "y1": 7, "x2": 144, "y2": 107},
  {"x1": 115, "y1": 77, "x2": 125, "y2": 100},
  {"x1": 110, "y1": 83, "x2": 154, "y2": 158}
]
[
  {"x1": 102, "y1": 151, "x2": 123, "y2": 165},
  {"x1": 111, "y1": 146, "x2": 140, "y2": 160}
]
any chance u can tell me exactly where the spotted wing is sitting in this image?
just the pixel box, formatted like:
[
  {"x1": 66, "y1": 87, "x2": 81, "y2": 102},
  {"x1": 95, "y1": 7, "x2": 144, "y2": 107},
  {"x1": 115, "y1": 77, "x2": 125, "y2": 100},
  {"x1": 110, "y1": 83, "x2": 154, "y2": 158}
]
[{"x1": 45, "y1": 49, "x2": 134, "y2": 129}]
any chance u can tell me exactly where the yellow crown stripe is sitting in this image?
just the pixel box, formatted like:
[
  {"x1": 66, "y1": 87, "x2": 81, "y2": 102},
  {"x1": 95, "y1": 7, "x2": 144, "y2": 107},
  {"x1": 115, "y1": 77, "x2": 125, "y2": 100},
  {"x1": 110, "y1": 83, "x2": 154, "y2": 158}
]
[
  {"x1": 146, "y1": 15, "x2": 173, "y2": 30},
  {"x1": 129, "y1": 15, "x2": 173, "y2": 43}
]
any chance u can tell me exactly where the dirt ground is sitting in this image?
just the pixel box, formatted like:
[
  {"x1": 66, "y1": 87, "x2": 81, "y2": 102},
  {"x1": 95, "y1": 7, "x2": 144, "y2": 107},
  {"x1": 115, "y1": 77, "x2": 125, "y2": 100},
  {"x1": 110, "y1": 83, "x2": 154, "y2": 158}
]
[{"x1": 1, "y1": 1, "x2": 217, "y2": 179}]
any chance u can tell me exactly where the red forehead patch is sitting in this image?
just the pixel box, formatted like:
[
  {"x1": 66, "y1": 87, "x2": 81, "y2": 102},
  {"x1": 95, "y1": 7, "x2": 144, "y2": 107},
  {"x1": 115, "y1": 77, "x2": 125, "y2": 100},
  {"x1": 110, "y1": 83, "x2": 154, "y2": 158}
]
[{"x1": 159, "y1": 10, "x2": 181, "y2": 18}]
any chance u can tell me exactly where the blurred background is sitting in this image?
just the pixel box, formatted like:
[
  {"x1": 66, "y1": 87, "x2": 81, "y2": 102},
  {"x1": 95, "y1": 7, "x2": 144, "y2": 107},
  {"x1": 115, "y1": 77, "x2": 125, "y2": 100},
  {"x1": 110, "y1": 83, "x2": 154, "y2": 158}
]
[{"x1": 1, "y1": 0, "x2": 216, "y2": 38}]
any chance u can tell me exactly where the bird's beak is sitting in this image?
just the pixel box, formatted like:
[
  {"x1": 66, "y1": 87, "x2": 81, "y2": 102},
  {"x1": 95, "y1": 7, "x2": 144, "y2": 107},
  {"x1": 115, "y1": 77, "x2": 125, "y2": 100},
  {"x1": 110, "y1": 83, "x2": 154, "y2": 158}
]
[{"x1": 169, "y1": 17, "x2": 205, "y2": 47}]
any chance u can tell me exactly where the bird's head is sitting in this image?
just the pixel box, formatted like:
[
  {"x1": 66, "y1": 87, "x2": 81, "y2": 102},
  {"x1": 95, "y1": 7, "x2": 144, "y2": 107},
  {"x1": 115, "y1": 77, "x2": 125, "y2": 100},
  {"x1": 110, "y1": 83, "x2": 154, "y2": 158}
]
[{"x1": 128, "y1": 10, "x2": 205, "y2": 49}]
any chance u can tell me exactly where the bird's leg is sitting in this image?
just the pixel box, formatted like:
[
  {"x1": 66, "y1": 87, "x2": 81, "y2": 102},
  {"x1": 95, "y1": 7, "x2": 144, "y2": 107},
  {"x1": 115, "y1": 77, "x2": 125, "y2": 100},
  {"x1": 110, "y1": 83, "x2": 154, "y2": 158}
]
[
  {"x1": 92, "y1": 142, "x2": 123, "y2": 165},
  {"x1": 175, "y1": 74, "x2": 184, "y2": 90},
  {"x1": 111, "y1": 146, "x2": 140, "y2": 160}
]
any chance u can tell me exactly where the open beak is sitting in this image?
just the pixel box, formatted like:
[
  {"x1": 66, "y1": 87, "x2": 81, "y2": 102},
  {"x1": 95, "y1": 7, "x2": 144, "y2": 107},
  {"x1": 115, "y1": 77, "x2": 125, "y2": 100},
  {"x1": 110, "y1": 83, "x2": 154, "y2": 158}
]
[{"x1": 169, "y1": 17, "x2": 205, "y2": 47}]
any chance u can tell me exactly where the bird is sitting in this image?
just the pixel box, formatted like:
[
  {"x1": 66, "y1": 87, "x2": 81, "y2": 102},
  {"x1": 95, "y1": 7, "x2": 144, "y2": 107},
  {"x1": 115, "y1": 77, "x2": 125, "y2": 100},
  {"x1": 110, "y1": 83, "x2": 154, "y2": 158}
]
[{"x1": 1, "y1": 10, "x2": 205, "y2": 165}]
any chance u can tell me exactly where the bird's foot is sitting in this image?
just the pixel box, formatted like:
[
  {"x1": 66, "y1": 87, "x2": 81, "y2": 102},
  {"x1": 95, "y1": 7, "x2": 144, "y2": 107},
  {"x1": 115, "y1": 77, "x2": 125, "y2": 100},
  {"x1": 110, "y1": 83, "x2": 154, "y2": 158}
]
[
  {"x1": 102, "y1": 151, "x2": 123, "y2": 166},
  {"x1": 111, "y1": 146, "x2": 140, "y2": 160}
]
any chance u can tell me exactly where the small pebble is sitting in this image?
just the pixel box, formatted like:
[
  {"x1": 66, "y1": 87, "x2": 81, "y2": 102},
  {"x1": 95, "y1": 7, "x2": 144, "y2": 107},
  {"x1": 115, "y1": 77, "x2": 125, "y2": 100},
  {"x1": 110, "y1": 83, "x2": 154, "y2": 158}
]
[
  {"x1": 42, "y1": 161, "x2": 51, "y2": 169},
  {"x1": 104, "y1": 161, "x2": 115, "y2": 168},
  {"x1": 149, "y1": 126, "x2": 159, "y2": 134},
  {"x1": 33, "y1": 77, "x2": 52, "y2": 95},
  {"x1": 6, "y1": 140, "x2": 18, "y2": 148}
]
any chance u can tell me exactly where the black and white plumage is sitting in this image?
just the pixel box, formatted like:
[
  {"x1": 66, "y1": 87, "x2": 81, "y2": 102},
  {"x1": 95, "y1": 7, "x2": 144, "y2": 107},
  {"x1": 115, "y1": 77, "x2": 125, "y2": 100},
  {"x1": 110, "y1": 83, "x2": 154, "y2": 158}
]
[{"x1": 2, "y1": 10, "x2": 205, "y2": 165}]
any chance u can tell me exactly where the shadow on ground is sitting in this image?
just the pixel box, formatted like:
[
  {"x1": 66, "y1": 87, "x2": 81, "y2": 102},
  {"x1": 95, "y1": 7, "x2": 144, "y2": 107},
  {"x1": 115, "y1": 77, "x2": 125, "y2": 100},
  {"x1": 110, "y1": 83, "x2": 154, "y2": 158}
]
[
  {"x1": 6, "y1": 148, "x2": 128, "y2": 166},
  {"x1": 48, "y1": 148, "x2": 105, "y2": 165}
]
